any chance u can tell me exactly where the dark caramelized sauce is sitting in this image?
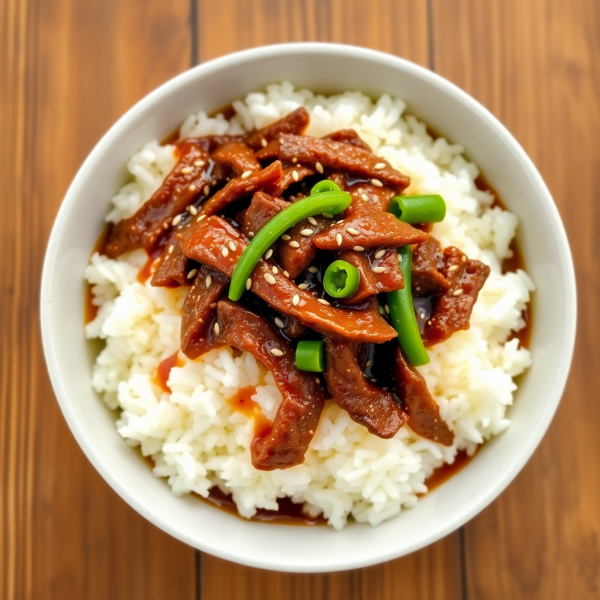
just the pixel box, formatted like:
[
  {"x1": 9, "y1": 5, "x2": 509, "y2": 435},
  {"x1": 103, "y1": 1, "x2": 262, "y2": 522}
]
[
  {"x1": 84, "y1": 224, "x2": 110, "y2": 325},
  {"x1": 423, "y1": 449, "x2": 478, "y2": 493},
  {"x1": 137, "y1": 254, "x2": 156, "y2": 284},
  {"x1": 228, "y1": 387, "x2": 272, "y2": 440},
  {"x1": 153, "y1": 351, "x2": 181, "y2": 393}
]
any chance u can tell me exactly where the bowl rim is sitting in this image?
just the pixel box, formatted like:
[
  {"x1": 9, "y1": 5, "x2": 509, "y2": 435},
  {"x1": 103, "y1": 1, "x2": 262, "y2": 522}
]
[{"x1": 40, "y1": 42, "x2": 577, "y2": 572}]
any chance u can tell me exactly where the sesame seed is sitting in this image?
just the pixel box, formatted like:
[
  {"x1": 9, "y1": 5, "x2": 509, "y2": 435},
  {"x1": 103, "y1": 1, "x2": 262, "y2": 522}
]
[
  {"x1": 318, "y1": 298, "x2": 330, "y2": 306},
  {"x1": 228, "y1": 241, "x2": 237, "y2": 252},
  {"x1": 419, "y1": 312, "x2": 425, "y2": 319},
  {"x1": 374, "y1": 249, "x2": 386, "y2": 259},
  {"x1": 292, "y1": 170, "x2": 299, "y2": 182},
  {"x1": 188, "y1": 205, "x2": 198, "y2": 215},
  {"x1": 272, "y1": 266, "x2": 278, "y2": 274},
  {"x1": 374, "y1": 162, "x2": 386, "y2": 169},
  {"x1": 281, "y1": 234, "x2": 291, "y2": 241},
  {"x1": 261, "y1": 138, "x2": 268, "y2": 147},
  {"x1": 270, "y1": 348, "x2": 284, "y2": 357},
  {"x1": 298, "y1": 283, "x2": 309, "y2": 290},
  {"x1": 214, "y1": 322, "x2": 221, "y2": 335},
  {"x1": 361, "y1": 193, "x2": 369, "y2": 202},
  {"x1": 197, "y1": 214, "x2": 206, "y2": 222},
  {"x1": 371, "y1": 178, "x2": 383, "y2": 187},
  {"x1": 246, "y1": 278, "x2": 252, "y2": 290},
  {"x1": 308, "y1": 266, "x2": 318, "y2": 273},
  {"x1": 385, "y1": 304, "x2": 390, "y2": 314},
  {"x1": 168, "y1": 244, "x2": 174, "y2": 254},
  {"x1": 462, "y1": 255, "x2": 467, "y2": 262},
  {"x1": 204, "y1": 185, "x2": 210, "y2": 195},
  {"x1": 274, "y1": 317, "x2": 285, "y2": 328},
  {"x1": 353, "y1": 246, "x2": 365, "y2": 252},
  {"x1": 181, "y1": 167, "x2": 192, "y2": 175},
  {"x1": 205, "y1": 275, "x2": 212, "y2": 288},
  {"x1": 194, "y1": 159, "x2": 205, "y2": 167},
  {"x1": 241, "y1": 170, "x2": 252, "y2": 179},
  {"x1": 322, "y1": 212, "x2": 333, "y2": 218},
  {"x1": 347, "y1": 227, "x2": 359, "y2": 235},
  {"x1": 300, "y1": 228, "x2": 314, "y2": 236},
  {"x1": 292, "y1": 157, "x2": 298, "y2": 163},
  {"x1": 366, "y1": 360, "x2": 372, "y2": 368},
  {"x1": 448, "y1": 265, "x2": 458, "y2": 272},
  {"x1": 283, "y1": 270, "x2": 290, "y2": 278},
  {"x1": 373, "y1": 266, "x2": 385, "y2": 273},
  {"x1": 379, "y1": 306, "x2": 385, "y2": 315},
  {"x1": 248, "y1": 231, "x2": 255, "y2": 238},
  {"x1": 264, "y1": 248, "x2": 273, "y2": 259},
  {"x1": 292, "y1": 294, "x2": 300, "y2": 306},
  {"x1": 315, "y1": 161, "x2": 324, "y2": 174},
  {"x1": 307, "y1": 216, "x2": 318, "y2": 226},
  {"x1": 221, "y1": 247, "x2": 229, "y2": 257},
  {"x1": 210, "y1": 302, "x2": 217, "y2": 309},
  {"x1": 264, "y1": 273, "x2": 276, "y2": 284},
  {"x1": 189, "y1": 184, "x2": 197, "y2": 192},
  {"x1": 187, "y1": 269, "x2": 198, "y2": 279},
  {"x1": 336, "y1": 233, "x2": 343, "y2": 246},
  {"x1": 289, "y1": 241, "x2": 300, "y2": 248},
  {"x1": 245, "y1": 185, "x2": 254, "y2": 192},
  {"x1": 453, "y1": 288, "x2": 464, "y2": 296},
  {"x1": 172, "y1": 214, "x2": 183, "y2": 226}
]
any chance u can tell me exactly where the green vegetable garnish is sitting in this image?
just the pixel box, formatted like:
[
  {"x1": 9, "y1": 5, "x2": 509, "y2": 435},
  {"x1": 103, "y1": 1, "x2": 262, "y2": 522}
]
[
  {"x1": 387, "y1": 245, "x2": 430, "y2": 367},
  {"x1": 229, "y1": 180, "x2": 351, "y2": 301},
  {"x1": 295, "y1": 340, "x2": 325, "y2": 372},
  {"x1": 323, "y1": 260, "x2": 360, "y2": 298},
  {"x1": 388, "y1": 194, "x2": 446, "y2": 224}
]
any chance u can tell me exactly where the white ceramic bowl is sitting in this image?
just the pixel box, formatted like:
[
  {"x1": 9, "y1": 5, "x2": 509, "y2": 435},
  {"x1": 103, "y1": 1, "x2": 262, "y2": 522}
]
[{"x1": 41, "y1": 43, "x2": 576, "y2": 572}]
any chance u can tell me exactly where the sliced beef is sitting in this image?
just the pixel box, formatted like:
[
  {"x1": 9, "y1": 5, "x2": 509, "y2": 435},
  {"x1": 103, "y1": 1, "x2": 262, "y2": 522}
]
[
  {"x1": 347, "y1": 181, "x2": 397, "y2": 214},
  {"x1": 313, "y1": 212, "x2": 428, "y2": 251},
  {"x1": 394, "y1": 347, "x2": 454, "y2": 445},
  {"x1": 180, "y1": 266, "x2": 229, "y2": 359},
  {"x1": 214, "y1": 300, "x2": 325, "y2": 470},
  {"x1": 412, "y1": 237, "x2": 450, "y2": 296},
  {"x1": 177, "y1": 216, "x2": 397, "y2": 344},
  {"x1": 422, "y1": 247, "x2": 491, "y2": 346},
  {"x1": 188, "y1": 135, "x2": 245, "y2": 153},
  {"x1": 200, "y1": 160, "x2": 283, "y2": 217},
  {"x1": 324, "y1": 338, "x2": 407, "y2": 438},
  {"x1": 269, "y1": 165, "x2": 315, "y2": 197},
  {"x1": 105, "y1": 141, "x2": 213, "y2": 258},
  {"x1": 255, "y1": 139, "x2": 279, "y2": 161},
  {"x1": 245, "y1": 107, "x2": 310, "y2": 150},
  {"x1": 151, "y1": 233, "x2": 190, "y2": 287},
  {"x1": 278, "y1": 134, "x2": 410, "y2": 191},
  {"x1": 281, "y1": 316, "x2": 308, "y2": 338},
  {"x1": 211, "y1": 141, "x2": 261, "y2": 176},
  {"x1": 241, "y1": 192, "x2": 288, "y2": 238},
  {"x1": 325, "y1": 129, "x2": 372, "y2": 152}
]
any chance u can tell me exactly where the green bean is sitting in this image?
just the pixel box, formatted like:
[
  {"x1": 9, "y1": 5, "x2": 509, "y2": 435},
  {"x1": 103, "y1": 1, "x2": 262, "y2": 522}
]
[
  {"x1": 323, "y1": 260, "x2": 360, "y2": 298},
  {"x1": 295, "y1": 340, "x2": 325, "y2": 372},
  {"x1": 388, "y1": 194, "x2": 446, "y2": 224}
]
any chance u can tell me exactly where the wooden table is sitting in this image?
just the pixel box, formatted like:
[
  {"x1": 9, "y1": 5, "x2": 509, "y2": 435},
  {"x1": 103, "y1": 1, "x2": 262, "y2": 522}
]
[{"x1": 2, "y1": 1, "x2": 596, "y2": 597}]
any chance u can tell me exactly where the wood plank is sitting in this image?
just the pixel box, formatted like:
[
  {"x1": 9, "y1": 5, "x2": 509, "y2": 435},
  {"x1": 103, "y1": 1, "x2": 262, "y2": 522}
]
[
  {"x1": 0, "y1": 0, "x2": 197, "y2": 598},
  {"x1": 197, "y1": 1, "x2": 462, "y2": 597},
  {"x1": 432, "y1": 1, "x2": 600, "y2": 598}
]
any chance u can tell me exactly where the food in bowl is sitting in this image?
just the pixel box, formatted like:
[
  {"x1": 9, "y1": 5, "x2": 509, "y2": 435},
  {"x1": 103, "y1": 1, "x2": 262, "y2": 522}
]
[{"x1": 85, "y1": 82, "x2": 534, "y2": 529}]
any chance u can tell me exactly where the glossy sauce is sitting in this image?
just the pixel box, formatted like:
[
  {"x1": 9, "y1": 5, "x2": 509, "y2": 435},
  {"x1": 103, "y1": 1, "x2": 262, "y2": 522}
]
[
  {"x1": 423, "y1": 449, "x2": 478, "y2": 493},
  {"x1": 137, "y1": 254, "x2": 156, "y2": 284},
  {"x1": 153, "y1": 351, "x2": 182, "y2": 393}
]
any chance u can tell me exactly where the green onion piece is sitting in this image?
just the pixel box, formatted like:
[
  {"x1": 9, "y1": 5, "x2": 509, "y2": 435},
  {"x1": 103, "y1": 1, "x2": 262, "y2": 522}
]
[
  {"x1": 323, "y1": 260, "x2": 360, "y2": 298},
  {"x1": 388, "y1": 194, "x2": 446, "y2": 224},
  {"x1": 295, "y1": 340, "x2": 325, "y2": 372},
  {"x1": 387, "y1": 246, "x2": 430, "y2": 367},
  {"x1": 229, "y1": 180, "x2": 351, "y2": 301}
]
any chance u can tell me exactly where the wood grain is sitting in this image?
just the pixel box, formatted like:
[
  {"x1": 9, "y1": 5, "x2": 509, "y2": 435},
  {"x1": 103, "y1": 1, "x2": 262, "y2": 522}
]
[
  {"x1": 0, "y1": 0, "x2": 196, "y2": 598},
  {"x1": 197, "y1": 2, "x2": 462, "y2": 598},
  {"x1": 432, "y1": 0, "x2": 600, "y2": 598}
]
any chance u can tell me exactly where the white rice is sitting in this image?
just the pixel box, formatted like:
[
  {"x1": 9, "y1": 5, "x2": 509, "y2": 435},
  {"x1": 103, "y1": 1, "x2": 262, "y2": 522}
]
[{"x1": 86, "y1": 82, "x2": 534, "y2": 530}]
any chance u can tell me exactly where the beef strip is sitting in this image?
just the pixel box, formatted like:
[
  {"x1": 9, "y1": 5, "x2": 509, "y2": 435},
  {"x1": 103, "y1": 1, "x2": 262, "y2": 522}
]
[
  {"x1": 422, "y1": 247, "x2": 491, "y2": 346},
  {"x1": 393, "y1": 346, "x2": 454, "y2": 445},
  {"x1": 324, "y1": 129, "x2": 372, "y2": 152},
  {"x1": 324, "y1": 337, "x2": 407, "y2": 438},
  {"x1": 346, "y1": 181, "x2": 397, "y2": 214},
  {"x1": 255, "y1": 139, "x2": 279, "y2": 161},
  {"x1": 189, "y1": 135, "x2": 244, "y2": 153},
  {"x1": 105, "y1": 141, "x2": 214, "y2": 258},
  {"x1": 214, "y1": 300, "x2": 325, "y2": 470},
  {"x1": 277, "y1": 134, "x2": 411, "y2": 191},
  {"x1": 412, "y1": 237, "x2": 450, "y2": 296},
  {"x1": 151, "y1": 233, "x2": 190, "y2": 287},
  {"x1": 269, "y1": 165, "x2": 315, "y2": 197},
  {"x1": 313, "y1": 212, "x2": 428, "y2": 251},
  {"x1": 245, "y1": 107, "x2": 310, "y2": 150},
  {"x1": 180, "y1": 266, "x2": 229, "y2": 359},
  {"x1": 200, "y1": 160, "x2": 283, "y2": 217},
  {"x1": 277, "y1": 215, "x2": 331, "y2": 279},
  {"x1": 241, "y1": 192, "x2": 289, "y2": 237},
  {"x1": 177, "y1": 216, "x2": 397, "y2": 344},
  {"x1": 281, "y1": 316, "x2": 308, "y2": 338},
  {"x1": 211, "y1": 141, "x2": 261, "y2": 176}
]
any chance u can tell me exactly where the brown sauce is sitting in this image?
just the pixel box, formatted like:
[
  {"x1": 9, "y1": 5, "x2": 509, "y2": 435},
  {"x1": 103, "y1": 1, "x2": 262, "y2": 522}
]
[
  {"x1": 137, "y1": 254, "x2": 156, "y2": 284},
  {"x1": 153, "y1": 351, "x2": 182, "y2": 393},
  {"x1": 227, "y1": 387, "x2": 272, "y2": 441},
  {"x1": 423, "y1": 449, "x2": 478, "y2": 493},
  {"x1": 84, "y1": 224, "x2": 110, "y2": 325}
]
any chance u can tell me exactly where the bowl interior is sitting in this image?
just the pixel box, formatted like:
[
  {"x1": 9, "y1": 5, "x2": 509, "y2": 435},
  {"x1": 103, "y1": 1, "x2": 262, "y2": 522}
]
[{"x1": 41, "y1": 44, "x2": 575, "y2": 572}]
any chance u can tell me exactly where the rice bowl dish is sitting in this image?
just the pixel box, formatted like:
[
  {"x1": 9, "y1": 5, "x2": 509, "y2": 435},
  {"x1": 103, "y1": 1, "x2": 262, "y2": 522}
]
[{"x1": 84, "y1": 82, "x2": 534, "y2": 530}]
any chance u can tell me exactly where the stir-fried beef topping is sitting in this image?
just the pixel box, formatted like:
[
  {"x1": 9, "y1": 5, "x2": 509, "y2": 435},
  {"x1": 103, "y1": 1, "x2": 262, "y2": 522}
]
[
  {"x1": 394, "y1": 347, "x2": 454, "y2": 445},
  {"x1": 277, "y1": 134, "x2": 411, "y2": 191},
  {"x1": 212, "y1": 300, "x2": 325, "y2": 470},
  {"x1": 106, "y1": 108, "x2": 493, "y2": 467},
  {"x1": 324, "y1": 337, "x2": 407, "y2": 438},
  {"x1": 313, "y1": 212, "x2": 428, "y2": 251},
  {"x1": 422, "y1": 247, "x2": 490, "y2": 346}
]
